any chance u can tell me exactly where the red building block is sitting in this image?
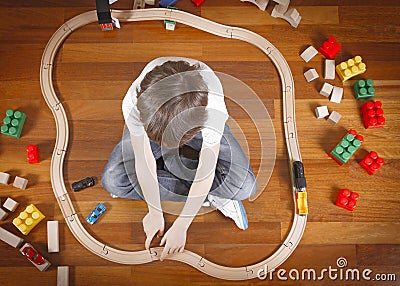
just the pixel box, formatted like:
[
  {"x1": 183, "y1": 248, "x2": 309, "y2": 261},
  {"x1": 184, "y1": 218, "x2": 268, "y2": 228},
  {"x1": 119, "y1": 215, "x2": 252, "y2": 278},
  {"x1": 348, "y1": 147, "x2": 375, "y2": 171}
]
[
  {"x1": 318, "y1": 36, "x2": 341, "y2": 59},
  {"x1": 335, "y1": 189, "x2": 359, "y2": 211},
  {"x1": 99, "y1": 23, "x2": 113, "y2": 31},
  {"x1": 361, "y1": 101, "x2": 385, "y2": 129},
  {"x1": 359, "y1": 151, "x2": 384, "y2": 175},
  {"x1": 191, "y1": 0, "x2": 205, "y2": 6},
  {"x1": 26, "y1": 144, "x2": 39, "y2": 164}
]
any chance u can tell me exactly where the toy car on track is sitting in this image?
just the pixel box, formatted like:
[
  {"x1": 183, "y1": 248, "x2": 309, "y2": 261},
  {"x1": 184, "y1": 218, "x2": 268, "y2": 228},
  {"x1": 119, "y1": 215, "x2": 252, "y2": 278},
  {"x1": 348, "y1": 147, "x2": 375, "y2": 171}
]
[
  {"x1": 22, "y1": 246, "x2": 45, "y2": 265},
  {"x1": 86, "y1": 203, "x2": 107, "y2": 225}
]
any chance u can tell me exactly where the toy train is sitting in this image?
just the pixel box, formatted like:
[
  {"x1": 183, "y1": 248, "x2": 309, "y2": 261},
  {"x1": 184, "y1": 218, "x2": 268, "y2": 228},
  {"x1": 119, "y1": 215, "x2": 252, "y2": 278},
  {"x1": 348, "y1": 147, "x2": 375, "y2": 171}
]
[{"x1": 293, "y1": 161, "x2": 308, "y2": 215}]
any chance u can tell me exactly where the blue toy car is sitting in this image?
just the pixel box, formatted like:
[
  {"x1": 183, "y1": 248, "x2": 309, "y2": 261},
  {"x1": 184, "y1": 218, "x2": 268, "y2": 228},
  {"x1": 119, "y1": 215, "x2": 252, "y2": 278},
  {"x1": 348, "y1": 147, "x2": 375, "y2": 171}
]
[{"x1": 86, "y1": 203, "x2": 106, "y2": 225}]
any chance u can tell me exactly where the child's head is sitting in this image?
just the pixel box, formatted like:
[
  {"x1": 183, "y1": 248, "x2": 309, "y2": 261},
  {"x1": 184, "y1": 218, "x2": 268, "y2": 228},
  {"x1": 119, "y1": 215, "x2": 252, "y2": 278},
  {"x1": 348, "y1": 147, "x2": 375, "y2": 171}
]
[{"x1": 137, "y1": 60, "x2": 208, "y2": 148}]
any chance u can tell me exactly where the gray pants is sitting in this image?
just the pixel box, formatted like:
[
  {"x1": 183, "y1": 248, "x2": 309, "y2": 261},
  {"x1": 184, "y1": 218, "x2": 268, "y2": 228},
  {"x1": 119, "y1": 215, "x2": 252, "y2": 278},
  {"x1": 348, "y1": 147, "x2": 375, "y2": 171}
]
[{"x1": 102, "y1": 124, "x2": 257, "y2": 202}]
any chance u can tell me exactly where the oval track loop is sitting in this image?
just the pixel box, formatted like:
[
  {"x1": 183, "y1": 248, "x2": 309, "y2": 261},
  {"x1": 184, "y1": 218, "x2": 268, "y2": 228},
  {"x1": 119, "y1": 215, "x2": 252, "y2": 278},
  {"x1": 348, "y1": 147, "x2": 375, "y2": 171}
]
[{"x1": 40, "y1": 8, "x2": 307, "y2": 280}]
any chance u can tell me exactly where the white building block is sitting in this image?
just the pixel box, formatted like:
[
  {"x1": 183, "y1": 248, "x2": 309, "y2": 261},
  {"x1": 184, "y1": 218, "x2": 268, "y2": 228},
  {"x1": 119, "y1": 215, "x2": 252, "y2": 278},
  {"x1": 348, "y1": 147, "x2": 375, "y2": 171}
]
[
  {"x1": 13, "y1": 176, "x2": 28, "y2": 190},
  {"x1": 300, "y1": 46, "x2": 318, "y2": 62},
  {"x1": 271, "y1": 6, "x2": 301, "y2": 28},
  {"x1": 47, "y1": 221, "x2": 59, "y2": 253},
  {"x1": 165, "y1": 21, "x2": 176, "y2": 31},
  {"x1": 0, "y1": 172, "x2": 10, "y2": 185},
  {"x1": 315, "y1": 106, "x2": 329, "y2": 119},
  {"x1": 328, "y1": 111, "x2": 342, "y2": 125},
  {"x1": 19, "y1": 243, "x2": 51, "y2": 271},
  {"x1": 330, "y1": 86, "x2": 344, "y2": 103},
  {"x1": 325, "y1": 59, "x2": 335, "y2": 80},
  {"x1": 0, "y1": 226, "x2": 24, "y2": 248},
  {"x1": 57, "y1": 266, "x2": 69, "y2": 286},
  {"x1": 304, "y1": 68, "x2": 319, "y2": 82},
  {"x1": 320, "y1": 82, "x2": 334, "y2": 97},
  {"x1": 3, "y1": 197, "x2": 19, "y2": 212},
  {"x1": 0, "y1": 208, "x2": 7, "y2": 221}
]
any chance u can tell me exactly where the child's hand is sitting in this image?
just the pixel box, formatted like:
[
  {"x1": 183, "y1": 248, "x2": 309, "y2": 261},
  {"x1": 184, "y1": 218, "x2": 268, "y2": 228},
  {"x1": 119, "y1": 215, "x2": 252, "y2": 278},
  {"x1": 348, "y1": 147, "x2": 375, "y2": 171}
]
[
  {"x1": 159, "y1": 223, "x2": 187, "y2": 261},
  {"x1": 142, "y1": 211, "x2": 165, "y2": 250}
]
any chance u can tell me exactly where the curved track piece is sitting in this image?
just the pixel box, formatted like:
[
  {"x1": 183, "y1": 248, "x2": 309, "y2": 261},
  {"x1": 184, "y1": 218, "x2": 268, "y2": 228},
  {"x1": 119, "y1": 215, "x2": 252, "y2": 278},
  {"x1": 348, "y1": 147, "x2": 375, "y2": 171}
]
[{"x1": 40, "y1": 8, "x2": 306, "y2": 280}]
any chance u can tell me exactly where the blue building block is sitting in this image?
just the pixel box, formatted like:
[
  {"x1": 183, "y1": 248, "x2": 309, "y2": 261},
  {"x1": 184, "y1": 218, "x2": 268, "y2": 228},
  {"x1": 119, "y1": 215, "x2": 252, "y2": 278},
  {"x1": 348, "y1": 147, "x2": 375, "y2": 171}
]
[
  {"x1": 159, "y1": 0, "x2": 178, "y2": 7},
  {"x1": 1, "y1": 109, "x2": 26, "y2": 138}
]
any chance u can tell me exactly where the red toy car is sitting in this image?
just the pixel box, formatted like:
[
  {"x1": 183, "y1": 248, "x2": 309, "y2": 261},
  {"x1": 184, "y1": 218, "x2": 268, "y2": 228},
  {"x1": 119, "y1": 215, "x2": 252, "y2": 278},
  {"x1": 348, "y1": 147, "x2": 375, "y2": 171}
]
[{"x1": 22, "y1": 246, "x2": 45, "y2": 265}]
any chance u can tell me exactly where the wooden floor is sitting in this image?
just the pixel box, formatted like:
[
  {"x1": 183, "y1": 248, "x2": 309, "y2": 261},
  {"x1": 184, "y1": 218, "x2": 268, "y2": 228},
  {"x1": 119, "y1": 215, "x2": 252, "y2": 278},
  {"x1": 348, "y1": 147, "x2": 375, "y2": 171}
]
[{"x1": 0, "y1": 0, "x2": 399, "y2": 285}]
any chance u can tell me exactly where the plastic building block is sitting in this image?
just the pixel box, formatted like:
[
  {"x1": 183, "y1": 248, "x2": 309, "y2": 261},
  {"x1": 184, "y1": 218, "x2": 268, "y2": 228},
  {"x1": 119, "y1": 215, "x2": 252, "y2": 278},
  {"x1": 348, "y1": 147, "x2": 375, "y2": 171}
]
[
  {"x1": 354, "y1": 79, "x2": 375, "y2": 100},
  {"x1": 315, "y1": 106, "x2": 329, "y2": 119},
  {"x1": 318, "y1": 36, "x2": 341, "y2": 59},
  {"x1": 327, "y1": 110, "x2": 342, "y2": 125},
  {"x1": 300, "y1": 46, "x2": 318, "y2": 62},
  {"x1": 320, "y1": 82, "x2": 334, "y2": 97},
  {"x1": 336, "y1": 56, "x2": 366, "y2": 82},
  {"x1": 3, "y1": 197, "x2": 19, "y2": 212},
  {"x1": 159, "y1": 0, "x2": 178, "y2": 7},
  {"x1": 304, "y1": 68, "x2": 319, "y2": 82},
  {"x1": 26, "y1": 144, "x2": 39, "y2": 164},
  {"x1": 13, "y1": 176, "x2": 28, "y2": 190},
  {"x1": 19, "y1": 243, "x2": 51, "y2": 271},
  {"x1": 58, "y1": 266, "x2": 69, "y2": 286},
  {"x1": 72, "y1": 177, "x2": 95, "y2": 192},
  {"x1": 0, "y1": 172, "x2": 10, "y2": 184},
  {"x1": 99, "y1": 23, "x2": 113, "y2": 31},
  {"x1": 361, "y1": 101, "x2": 385, "y2": 129},
  {"x1": 47, "y1": 221, "x2": 59, "y2": 253},
  {"x1": 335, "y1": 189, "x2": 359, "y2": 211},
  {"x1": 1, "y1": 109, "x2": 26, "y2": 138},
  {"x1": 13, "y1": 204, "x2": 45, "y2": 235},
  {"x1": 0, "y1": 208, "x2": 7, "y2": 221},
  {"x1": 359, "y1": 151, "x2": 384, "y2": 175},
  {"x1": 329, "y1": 129, "x2": 364, "y2": 165},
  {"x1": 133, "y1": 0, "x2": 146, "y2": 9},
  {"x1": 86, "y1": 203, "x2": 107, "y2": 225},
  {"x1": 325, "y1": 59, "x2": 335, "y2": 80},
  {"x1": 330, "y1": 86, "x2": 343, "y2": 103},
  {"x1": 0, "y1": 226, "x2": 24, "y2": 248},
  {"x1": 191, "y1": 0, "x2": 205, "y2": 6}
]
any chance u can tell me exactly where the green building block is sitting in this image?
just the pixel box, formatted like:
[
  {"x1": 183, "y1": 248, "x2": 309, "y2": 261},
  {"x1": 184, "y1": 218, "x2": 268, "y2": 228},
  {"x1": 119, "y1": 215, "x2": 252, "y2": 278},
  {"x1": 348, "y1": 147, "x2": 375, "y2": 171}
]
[
  {"x1": 1, "y1": 109, "x2": 26, "y2": 138},
  {"x1": 354, "y1": 79, "x2": 375, "y2": 99},
  {"x1": 329, "y1": 133, "x2": 362, "y2": 165}
]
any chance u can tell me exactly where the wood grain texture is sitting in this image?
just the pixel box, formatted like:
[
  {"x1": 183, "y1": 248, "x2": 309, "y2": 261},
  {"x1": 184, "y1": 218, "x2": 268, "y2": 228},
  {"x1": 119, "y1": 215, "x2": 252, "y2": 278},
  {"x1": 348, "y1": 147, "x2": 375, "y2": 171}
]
[{"x1": 0, "y1": 0, "x2": 399, "y2": 285}]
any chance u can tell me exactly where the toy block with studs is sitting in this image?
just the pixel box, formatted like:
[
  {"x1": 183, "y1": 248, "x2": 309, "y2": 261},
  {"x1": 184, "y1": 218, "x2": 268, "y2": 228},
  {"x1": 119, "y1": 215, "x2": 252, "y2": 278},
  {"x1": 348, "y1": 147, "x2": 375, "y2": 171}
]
[
  {"x1": 335, "y1": 189, "x2": 359, "y2": 211},
  {"x1": 354, "y1": 79, "x2": 375, "y2": 99},
  {"x1": 359, "y1": 151, "x2": 384, "y2": 175},
  {"x1": 361, "y1": 101, "x2": 385, "y2": 129},
  {"x1": 26, "y1": 144, "x2": 39, "y2": 164},
  {"x1": 329, "y1": 129, "x2": 364, "y2": 165},
  {"x1": 13, "y1": 204, "x2": 45, "y2": 235},
  {"x1": 0, "y1": 172, "x2": 10, "y2": 184},
  {"x1": 318, "y1": 36, "x2": 341, "y2": 59},
  {"x1": 1, "y1": 109, "x2": 26, "y2": 138},
  {"x1": 3, "y1": 197, "x2": 19, "y2": 212},
  {"x1": 336, "y1": 56, "x2": 366, "y2": 82},
  {"x1": 304, "y1": 68, "x2": 319, "y2": 82},
  {"x1": 13, "y1": 176, "x2": 28, "y2": 190},
  {"x1": 300, "y1": 46, "x2": 318, "y2": 62}
]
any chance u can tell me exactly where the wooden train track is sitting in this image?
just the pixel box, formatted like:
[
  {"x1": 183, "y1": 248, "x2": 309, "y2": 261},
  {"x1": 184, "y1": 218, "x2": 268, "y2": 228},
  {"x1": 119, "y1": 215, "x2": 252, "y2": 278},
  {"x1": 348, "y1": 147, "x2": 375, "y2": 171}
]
[{"x1": 40, "y1": 8, "x2": 307, "y2": 280}]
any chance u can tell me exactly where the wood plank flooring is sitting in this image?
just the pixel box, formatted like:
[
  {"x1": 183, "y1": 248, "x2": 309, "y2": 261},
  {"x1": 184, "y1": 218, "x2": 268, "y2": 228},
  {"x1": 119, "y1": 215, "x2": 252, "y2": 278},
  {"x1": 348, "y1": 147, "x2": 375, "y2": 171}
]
[{"x1": 0, "y1": 0, "x2": 399, "y2": 285}]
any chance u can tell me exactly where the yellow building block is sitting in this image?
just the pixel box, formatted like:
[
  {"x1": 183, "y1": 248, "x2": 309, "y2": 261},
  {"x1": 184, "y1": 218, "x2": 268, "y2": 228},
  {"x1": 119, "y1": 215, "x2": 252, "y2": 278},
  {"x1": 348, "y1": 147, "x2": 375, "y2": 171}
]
[
  {"x1": 13, "y1": 204, "x2": 45, "y2": 235},
  {"x1": 336, "y1": 55, "x2": 366, "y2": 82}
]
